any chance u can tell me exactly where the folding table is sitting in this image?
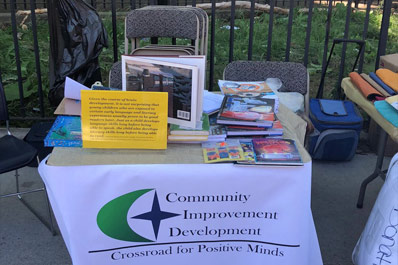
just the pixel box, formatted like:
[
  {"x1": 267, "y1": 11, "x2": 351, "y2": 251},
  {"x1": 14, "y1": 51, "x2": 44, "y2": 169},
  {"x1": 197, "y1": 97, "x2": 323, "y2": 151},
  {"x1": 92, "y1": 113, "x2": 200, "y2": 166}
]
[
  {"x1": 38, "y1": 105, "x2": 323, "y2": 265},
  {"x1": 341, "y1": 77, "x2": 398, "y2": 208}
]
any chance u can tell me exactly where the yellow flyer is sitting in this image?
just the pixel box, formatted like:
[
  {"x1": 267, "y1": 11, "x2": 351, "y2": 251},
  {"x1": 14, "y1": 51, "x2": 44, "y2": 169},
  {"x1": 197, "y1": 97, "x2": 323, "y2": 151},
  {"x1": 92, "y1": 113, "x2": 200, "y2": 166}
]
[{"x1": 81, "y1": 90, "x2": 168, "y2": 149}]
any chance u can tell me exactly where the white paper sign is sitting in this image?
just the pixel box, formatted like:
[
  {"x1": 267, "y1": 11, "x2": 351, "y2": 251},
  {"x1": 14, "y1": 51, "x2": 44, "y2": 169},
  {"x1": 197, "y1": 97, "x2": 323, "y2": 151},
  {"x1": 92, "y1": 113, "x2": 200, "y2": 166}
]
[{"x1": 39, "y1": 160, "x2": 321, "y2": 265}]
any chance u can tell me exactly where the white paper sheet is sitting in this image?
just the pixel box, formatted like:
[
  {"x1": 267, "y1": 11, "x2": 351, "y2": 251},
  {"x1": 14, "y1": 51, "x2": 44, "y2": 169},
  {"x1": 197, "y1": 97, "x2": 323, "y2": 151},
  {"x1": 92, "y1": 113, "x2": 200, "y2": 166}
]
[{"x1": 64, "y1": 77, "x2": 90, "y2": 100}]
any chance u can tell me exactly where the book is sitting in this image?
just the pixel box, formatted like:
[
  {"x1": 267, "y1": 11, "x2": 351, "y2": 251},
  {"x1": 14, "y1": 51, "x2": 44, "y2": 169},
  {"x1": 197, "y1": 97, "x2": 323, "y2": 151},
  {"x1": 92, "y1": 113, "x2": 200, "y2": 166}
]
[
  {"x1": 206, "y1": 112, "x2": 227, "y2": 141},
  {"x1": 44, "y1": 116, "x2": 82, "y2": 147},
  {"x1": 202, "y1": 139, "x2": 246, "y2": 163},
  {"x1": 217, "y1": 94, "x2": 275, "y2": 127},
  {"x1": 169, "y1": 113, "x2": 210, "y2": 136},
  {"x1": 239, "y1": 140, "x2": 256, "y2": 163},
  {"x1": 385, "y1": 95, "x2": 398, "y2": 111},
  {"x1": 207, "y1": 124, "x2": 227, "y2": 141},
  {"x1": 218, "y1": 80, "x2": 273, "y2": 96},
  {"x1": 168, "y1": 135, "x2": 208, "y2": 141},
  {"x1": 135, "y1": 55, "x2": 206, "y2": 122},
  {"x1": 218, "y1": 80, "x2": 279, "y2": 113},
  {"x1": 121, "y1": 55, "x2": 199, "y2": 129},
  {"x1": 226, "y1": 120, "x2": 284, "y2": 136},
  {"x1": 251, "y1": 138, "x2": 303, "y2": 166}
]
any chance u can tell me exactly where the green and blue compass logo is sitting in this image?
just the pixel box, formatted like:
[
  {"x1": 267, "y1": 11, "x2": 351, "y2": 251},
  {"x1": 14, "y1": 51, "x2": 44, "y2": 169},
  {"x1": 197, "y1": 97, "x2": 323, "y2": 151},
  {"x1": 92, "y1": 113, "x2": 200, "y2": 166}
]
[{"x1": 97, "y1": 189, "x2": 180, "y2": 242}]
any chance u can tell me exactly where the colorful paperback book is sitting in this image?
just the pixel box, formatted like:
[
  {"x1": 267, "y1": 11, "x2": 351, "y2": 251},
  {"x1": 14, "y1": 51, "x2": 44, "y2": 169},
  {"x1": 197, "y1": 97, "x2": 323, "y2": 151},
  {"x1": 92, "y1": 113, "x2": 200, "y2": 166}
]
[
  {"x1": 218, "y1": 80, "x2": 279, "y2": 113},
  {"x1": 252, "y1": 138, "x2": 303, "y2": 166},
  {"x1": 207, "y1": 113, "x2": 227, "y2": 141},
  {"x1": 217, "y1": 95, "x2": 275, "y2": 127},
  {"x1": 239, "y1": 140, "x2": 256, "y2": 163},
  {"x1": 44, "y1": 116, "x2": 82, "y2": 147},
  {"x1": 208, "y1": 124, "x2": 227, "y2": 141},
  {"x1": 218, "y1": 80, "x2": 274, "y2": 96},
  {"x1": 202, "y1": 139, "x2": 245, "y2": 163},
  {"x1": 169, "y1": 113, "x2": 210, "y2": 136},
  {"x1": 226, "y1": 120, "x2": 284, "y2": 136}
]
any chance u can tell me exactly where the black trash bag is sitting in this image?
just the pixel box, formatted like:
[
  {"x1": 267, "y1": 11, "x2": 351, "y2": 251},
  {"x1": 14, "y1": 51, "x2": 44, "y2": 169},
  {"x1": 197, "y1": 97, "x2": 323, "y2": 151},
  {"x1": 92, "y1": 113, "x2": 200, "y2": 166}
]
[{"x1": 47, "y1": 0, "x2": 108, "y2": 106}]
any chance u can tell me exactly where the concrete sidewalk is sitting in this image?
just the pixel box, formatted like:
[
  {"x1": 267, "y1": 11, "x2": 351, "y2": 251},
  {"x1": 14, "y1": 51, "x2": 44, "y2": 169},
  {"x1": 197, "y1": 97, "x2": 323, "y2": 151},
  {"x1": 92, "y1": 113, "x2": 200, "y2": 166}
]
[{"x1": 0, "y1": 128, "x2": 391, "y2": 265}]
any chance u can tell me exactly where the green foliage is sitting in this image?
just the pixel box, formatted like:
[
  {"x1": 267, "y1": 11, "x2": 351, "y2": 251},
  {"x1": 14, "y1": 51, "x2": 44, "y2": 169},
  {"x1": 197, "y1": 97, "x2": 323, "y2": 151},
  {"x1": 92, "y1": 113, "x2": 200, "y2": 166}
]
[{"x1": 0, "y1": 6, "x2": 397, "y2": 119}]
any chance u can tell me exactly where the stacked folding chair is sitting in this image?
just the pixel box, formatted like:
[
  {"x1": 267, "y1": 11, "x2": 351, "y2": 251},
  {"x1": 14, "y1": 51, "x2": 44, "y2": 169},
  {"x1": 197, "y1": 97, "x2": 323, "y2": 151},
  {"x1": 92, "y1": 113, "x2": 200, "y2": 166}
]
[
  {"x1": 109, "y1": 6, "x2": 208, "y2": 89},
  {"x1": 125, "y1": 6, "x2": 208, "y2": 56}
]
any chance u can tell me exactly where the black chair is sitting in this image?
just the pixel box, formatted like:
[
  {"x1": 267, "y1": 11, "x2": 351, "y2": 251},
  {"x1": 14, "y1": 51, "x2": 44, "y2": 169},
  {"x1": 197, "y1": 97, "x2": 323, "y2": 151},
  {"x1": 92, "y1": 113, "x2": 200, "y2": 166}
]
[{"x1": 0, "y1": 75, "x2": 55, "y2": 235}]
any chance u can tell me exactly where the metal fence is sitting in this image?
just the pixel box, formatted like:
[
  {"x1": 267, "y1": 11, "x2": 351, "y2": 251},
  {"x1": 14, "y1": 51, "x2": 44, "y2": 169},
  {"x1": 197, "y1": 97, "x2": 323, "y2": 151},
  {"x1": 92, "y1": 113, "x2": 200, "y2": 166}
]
[
  {"x1": 0, "y1": 0, "x2": 392, "y2": 11},
  {"x1": 0, "y1": 0, "x2": 395, "y2": 121}
]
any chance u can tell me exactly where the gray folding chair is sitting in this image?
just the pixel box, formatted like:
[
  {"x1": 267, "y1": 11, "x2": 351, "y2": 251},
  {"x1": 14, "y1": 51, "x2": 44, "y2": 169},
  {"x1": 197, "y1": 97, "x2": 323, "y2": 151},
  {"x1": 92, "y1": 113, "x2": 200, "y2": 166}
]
[
  {"x1": 223, "y1": 61, "x2": 310, "y2": 117},
  {"x1": 140, "y1": 5, "x2": 208, "y2": 56},
  {"x1": 124, "y1": 8, "x2": 200, "y2": 55}
]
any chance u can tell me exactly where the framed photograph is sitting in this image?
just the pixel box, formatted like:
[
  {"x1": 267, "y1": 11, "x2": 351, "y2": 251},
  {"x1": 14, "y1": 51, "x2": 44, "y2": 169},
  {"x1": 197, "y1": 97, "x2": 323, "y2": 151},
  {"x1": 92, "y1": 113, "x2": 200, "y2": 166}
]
[{"x1": 122, "y1": 55, "x2": 199, "y2": 128}]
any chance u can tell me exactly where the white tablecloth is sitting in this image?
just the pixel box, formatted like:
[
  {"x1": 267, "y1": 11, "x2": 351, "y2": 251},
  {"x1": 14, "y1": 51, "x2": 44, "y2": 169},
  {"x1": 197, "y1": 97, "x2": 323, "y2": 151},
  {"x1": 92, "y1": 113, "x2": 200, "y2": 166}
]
[
  {"x1": 39, "y1": 159, "x2": 322, "y2": 265},
  {"x1": 38, "y1": 104, "x2": 322, "y2": 264}
]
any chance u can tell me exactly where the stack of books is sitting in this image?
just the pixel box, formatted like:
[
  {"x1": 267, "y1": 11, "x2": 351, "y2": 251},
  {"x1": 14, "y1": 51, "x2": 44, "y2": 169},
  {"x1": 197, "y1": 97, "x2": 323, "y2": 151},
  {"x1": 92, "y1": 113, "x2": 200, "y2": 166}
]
[
  {"x1": 216, "y1": 91, "x2": 282, "y2": 137},
  {"x1": 199, "y1": 80, "x2": 306, "y2": 165},
  {"x1": 168, "y1": 113, "x2": 210, "y2": 143},
  {"x1": 225, "y1": 120, "x2": 283, "y2": 136}
]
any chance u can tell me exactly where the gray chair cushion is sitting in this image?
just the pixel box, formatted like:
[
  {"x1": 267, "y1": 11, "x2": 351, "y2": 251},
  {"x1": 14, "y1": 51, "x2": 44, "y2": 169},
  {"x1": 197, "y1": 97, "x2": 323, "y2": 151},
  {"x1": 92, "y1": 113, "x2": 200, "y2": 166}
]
[
  {"x1": 126, "y1": 9, "x2": 198, "y2": 40},
  {"x1": 223, "y1": 61, "x2": 308, "y2": 95},
  {"x1": 141, "y1": 6, "x2": 205, "y2": 38}
]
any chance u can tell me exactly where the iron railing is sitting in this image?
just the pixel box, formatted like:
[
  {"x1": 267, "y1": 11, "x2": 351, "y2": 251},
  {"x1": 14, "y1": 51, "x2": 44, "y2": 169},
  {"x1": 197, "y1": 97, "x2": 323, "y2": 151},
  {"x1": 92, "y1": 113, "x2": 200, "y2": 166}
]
[
  {"x1": 0, "y1": 0, "x2": 388, "y2": 11},
  {"x1": 0, "y1": 0, "x2": 395, "y2": 121}
]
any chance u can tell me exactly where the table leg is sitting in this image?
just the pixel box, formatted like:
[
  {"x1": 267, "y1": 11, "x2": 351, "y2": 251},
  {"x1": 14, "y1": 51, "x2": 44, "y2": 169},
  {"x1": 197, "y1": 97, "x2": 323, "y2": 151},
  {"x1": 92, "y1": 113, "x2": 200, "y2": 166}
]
[{"x1": 356, "y1": 129, "x2": 387, "y2": 208}]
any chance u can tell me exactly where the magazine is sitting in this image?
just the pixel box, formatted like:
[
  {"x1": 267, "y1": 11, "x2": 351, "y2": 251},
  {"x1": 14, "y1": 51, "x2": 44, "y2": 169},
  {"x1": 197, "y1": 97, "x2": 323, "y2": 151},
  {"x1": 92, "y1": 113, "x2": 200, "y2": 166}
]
[
  {"x1": 202, "y1": 139, "x2": 246, "y2": 163},
  {"x1": 251, "y1": 138, "x2": 303, "y2": 166},
  {"x1": 121, "y1": 55, "x2": 199, "y2": 128},
  {"x1": 44, "y1": 116, "x2": 82, "y2": 147},
  {"x1": 217, "y1": 94, "x2": 275, "y2": 127}
]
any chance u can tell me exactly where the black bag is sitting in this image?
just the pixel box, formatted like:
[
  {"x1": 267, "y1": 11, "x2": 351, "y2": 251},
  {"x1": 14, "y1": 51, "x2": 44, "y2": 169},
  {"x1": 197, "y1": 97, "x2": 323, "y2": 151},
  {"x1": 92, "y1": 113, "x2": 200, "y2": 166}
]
[
  {"x1": 47, "y1": 0, "x2": 108, "y2": 106},
  {"x1": 23, "y1": 122, "x2": 54, "y2": 167}
]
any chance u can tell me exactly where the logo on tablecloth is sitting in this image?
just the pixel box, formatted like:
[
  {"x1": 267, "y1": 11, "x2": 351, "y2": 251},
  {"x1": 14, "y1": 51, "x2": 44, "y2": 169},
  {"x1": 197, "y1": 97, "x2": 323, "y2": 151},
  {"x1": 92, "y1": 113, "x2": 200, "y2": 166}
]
[
  {"x1": 97, "y1": 189, "x2": 179, "y2": 242},
  {"x1": 92, "y1": 188, "x2": 301, "y2": 262}
]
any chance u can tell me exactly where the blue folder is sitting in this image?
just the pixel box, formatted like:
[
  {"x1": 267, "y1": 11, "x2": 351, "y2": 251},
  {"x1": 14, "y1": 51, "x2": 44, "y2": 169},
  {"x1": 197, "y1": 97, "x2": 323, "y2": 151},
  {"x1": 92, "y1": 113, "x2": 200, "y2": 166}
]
[
  {"x1": 369, "y1": 72, "x2": 396, "y2": 96},
  {"x1": 374, "y1": 100, "x2": 398, "y2": 127}
]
